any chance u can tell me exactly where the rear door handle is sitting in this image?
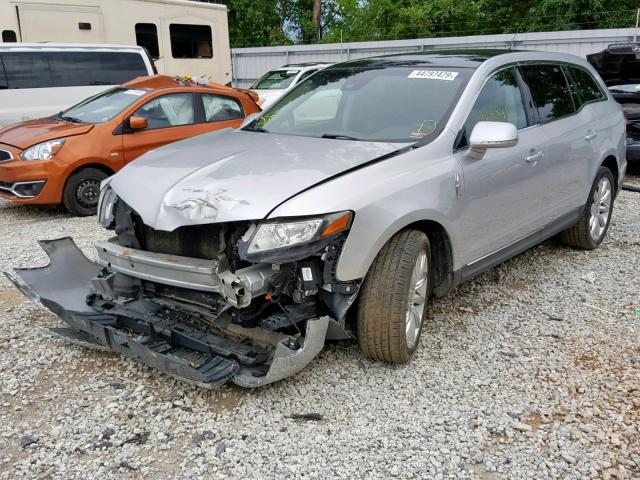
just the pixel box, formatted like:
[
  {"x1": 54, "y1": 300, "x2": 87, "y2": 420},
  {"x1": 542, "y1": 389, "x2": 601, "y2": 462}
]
[
  {"x1": 525, "y1": 152, "x2": 544, "y2": 164},
  {"x1": 585, "y1": 132, "x2": 598, "y2": 141}
]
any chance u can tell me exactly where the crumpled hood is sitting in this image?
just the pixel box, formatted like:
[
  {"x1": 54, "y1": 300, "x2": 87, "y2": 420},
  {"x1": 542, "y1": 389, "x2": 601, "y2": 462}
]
[
  {"x1": 109, "y1": 128, "x2": 404, "y2": 231},
  {"x1": 0, "y1": 118, "x2": 93, "y2": 149}
]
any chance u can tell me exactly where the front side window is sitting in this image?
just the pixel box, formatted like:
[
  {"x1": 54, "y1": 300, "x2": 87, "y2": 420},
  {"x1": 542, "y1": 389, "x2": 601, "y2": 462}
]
[
  {"x1": 132, "y1": 93, "x2": 195, "y2": 130},
  {"x1": 48, "y1": 52, "x2": 148, "y2": 87},
  {"x1": 135, "y1": 23, "x2": 159, "y2": 59},
  {"x1": 2, "y1": 30, "x2": 17, "y2": 42},
  {"x1": 169, "y1": 24, "x2": 212, "y2": 59},
  {"x1": 250, "y1": 70, "x2": 299, "y2": 90},
  {"x1": 62, "y1": 88, "x2": 149, "y2": 124},
  {"x1": 520, "y1": 64, "x2": 575, "y2": 123},
  {"x1": 567, "y1": 66, "x2": 605, "y2": 106},
  {"x1": 1, "y1": 53, "x2": 52, "y2": 89},
  {"x1": 460, "y1": 67, "x2": 527, "y2": 147},
  {"x1": 202, "y1": 94, "x2": 243, "y2": 122},
  {"x1": 251, "y1": 66, "x2": 470, "y2": 143}
]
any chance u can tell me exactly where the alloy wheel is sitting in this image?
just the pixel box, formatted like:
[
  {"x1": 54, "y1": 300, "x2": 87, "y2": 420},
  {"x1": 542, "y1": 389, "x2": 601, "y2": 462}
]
[
  {"x1": 405, "y1": 250, "x2": 428, "y2": 350},
  {"x1": 589, "y1": 177, "x2": 612, "y2": 242}
]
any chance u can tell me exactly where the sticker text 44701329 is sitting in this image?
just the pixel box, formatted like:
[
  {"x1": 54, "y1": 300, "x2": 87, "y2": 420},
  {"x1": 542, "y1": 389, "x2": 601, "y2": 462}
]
[{"x1": 408, "y1": 70, "x2": 459, "y2": 81}]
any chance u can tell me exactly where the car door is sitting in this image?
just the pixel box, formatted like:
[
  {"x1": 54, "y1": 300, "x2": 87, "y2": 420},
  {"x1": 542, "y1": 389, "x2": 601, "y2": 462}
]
[
  {"x1": 518, "y1": 64, "x2": 589, "y2": 221},
  {"x1": 122, "y1": 92, "x2": 200, "y2": 163},
  {"x1": 454, "y1": 66, "x2": 543, "y2": 264},
  {"x1": 200, "y1": 93, "x2": 245, "y2": 132},
  {"x1": 564, "y1": 65, "x2": 609, "y2": 199}
]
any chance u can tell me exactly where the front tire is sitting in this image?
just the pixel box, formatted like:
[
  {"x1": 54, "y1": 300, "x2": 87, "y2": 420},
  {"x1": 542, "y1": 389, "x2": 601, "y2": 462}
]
[
  {"x1": 559, "y1": 166, "x2": 615, "y2": 249},
  {"x1": 357, "y1": 230, "x2": 431, "y2": 364},
  {"x1": 62, "y1": 167, "x2": 108, "y2": 216}
]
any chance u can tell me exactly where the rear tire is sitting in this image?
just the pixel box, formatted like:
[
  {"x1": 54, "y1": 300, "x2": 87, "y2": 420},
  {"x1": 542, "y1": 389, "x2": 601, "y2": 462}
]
[
  {"x1": 357, "y1": 230, "x2": 431, "y2": 364},
  {"x1": 62, "y1": 167, "x2": 108, "y2": 216},
  {"x1": 559, "y1": 166, "x2": 614, "y2": 249}
]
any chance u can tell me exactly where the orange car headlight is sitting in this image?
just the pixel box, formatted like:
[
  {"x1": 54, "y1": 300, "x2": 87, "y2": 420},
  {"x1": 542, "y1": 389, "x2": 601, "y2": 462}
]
[{"x1": 21, "y1": 138, "x2": 66, "y2": 161}]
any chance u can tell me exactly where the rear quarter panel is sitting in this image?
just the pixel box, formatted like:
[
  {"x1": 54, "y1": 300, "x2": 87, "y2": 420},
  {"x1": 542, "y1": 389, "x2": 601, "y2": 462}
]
[{"x1": 588, "y1": 99, "x2": 626, "y2": 189}]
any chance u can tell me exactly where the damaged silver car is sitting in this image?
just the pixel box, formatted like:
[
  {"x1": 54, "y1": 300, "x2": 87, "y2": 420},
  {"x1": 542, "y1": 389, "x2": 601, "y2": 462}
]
[{"x1": 8, "y1": 51, "x2": 626, "y2": 388}]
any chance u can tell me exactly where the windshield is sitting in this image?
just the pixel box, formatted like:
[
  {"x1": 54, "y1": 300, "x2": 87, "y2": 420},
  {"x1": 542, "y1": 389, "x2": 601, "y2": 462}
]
[
  {"x1": 60, "y1": 88, "x2": 149, "y2": 124},
  {"x1": 250, "y1": 70, "x2": 299, "y2": 90},
  {"x1": 248, "y1": 66, "x2": 470, "y2": 143}
]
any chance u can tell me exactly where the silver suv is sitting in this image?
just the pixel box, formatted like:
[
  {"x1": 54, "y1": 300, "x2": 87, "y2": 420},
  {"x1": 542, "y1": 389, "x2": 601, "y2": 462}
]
[{"x1": 9, "y1": 50, "x2": 626, "y2": 388}]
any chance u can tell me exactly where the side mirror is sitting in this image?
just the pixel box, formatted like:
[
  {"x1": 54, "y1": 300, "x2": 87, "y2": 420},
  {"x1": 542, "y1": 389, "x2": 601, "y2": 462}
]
[
  {"x1": 129, "y1": 116, "x2": 148, "y2": 131},
  {"x1": 468, "y1": 121, "x2": 518, "y2": 159},
  {"x1": 240, "y1": 112, "x2": 259, "y2": 129}
]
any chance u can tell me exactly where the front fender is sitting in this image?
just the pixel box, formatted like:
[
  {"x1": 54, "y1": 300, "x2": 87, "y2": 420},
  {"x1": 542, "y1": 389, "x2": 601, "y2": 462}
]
[{"x1": 336, "y1": 207, "x2": 456, "y2": 281}]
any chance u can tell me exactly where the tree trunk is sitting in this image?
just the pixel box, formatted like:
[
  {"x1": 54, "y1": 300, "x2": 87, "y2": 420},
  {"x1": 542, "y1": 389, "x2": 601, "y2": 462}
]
[{"x1": 312, "y1": 0, "x2": 321, "y2": 42}]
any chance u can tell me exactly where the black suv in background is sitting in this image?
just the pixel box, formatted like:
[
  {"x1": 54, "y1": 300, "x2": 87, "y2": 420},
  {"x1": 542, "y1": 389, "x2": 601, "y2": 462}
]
[{"x1": 588, "y1": 43, "x2": 640, "y2": 162}]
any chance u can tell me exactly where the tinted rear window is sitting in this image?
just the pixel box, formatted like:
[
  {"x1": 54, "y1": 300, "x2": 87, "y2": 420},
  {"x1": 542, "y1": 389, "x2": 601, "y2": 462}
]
[
  {"x1": 1, "y1": 52, "x2": 53, "y2": 89},
  {"x1": 0, "y1": 51, "x2": 147, "y2": 89},
  {"x1": 567, "y1": 66, "x2": 605, "y2": 105},
  {"x1": 520, "y1": 64, "x2": 575, "y2": 123},
  {"x1": 49, "y1": 52, "x2": 148, "y2": 86}
]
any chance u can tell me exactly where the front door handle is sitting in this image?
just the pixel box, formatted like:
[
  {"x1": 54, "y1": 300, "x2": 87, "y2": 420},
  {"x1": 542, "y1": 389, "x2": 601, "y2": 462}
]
[
  {"x1": 585, "y1": 131, "x2": 598, "y2": 141},
  {"x1": 525, "y1": 151, "x2": 544, "y2": 164}
]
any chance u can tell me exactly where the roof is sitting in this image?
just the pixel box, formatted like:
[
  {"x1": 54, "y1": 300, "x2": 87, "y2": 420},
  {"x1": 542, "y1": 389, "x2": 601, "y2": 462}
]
[
  {"x1": 123, "y1": 75, "x2": 237, "y2": 94},
  {"x1": 133, "y1": 0, "x2": 227, "y2": 11},
  {"x1": 328, "y1": 49, "x2": 520, "y2": 70},
  {"x1": 0, "y1": 43, "x2": 147, "y2": 51}
]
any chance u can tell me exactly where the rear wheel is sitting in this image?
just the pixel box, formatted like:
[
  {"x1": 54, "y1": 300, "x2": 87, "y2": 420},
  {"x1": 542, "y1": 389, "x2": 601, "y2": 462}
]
[
  {"x1": 357, "y1": 230, "x2": 430, "y2": 364},
  {"x1": 559, "y1": 166, "x2": 614, "y2": 249},
  {"x1": 62, "y1": 167, "x2": 108, "y2": 216}
]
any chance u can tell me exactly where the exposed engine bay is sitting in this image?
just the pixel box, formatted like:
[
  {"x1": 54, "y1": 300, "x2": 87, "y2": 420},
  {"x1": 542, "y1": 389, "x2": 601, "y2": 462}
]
[{"x1": 7, "y1": 198, "x2": 360, "y2": 388}]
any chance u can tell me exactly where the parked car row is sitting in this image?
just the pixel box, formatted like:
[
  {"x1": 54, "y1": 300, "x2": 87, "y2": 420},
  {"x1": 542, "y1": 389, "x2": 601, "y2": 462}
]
[
  {"x1": 7, "y1": 48, "x2": 627, "y2": 388},
  {"x1": 0, "y1": 43, "x2": 156, "y2": 127},
  {"x1": 0, "y1": 74, "x2": 261, "y2": 214}
]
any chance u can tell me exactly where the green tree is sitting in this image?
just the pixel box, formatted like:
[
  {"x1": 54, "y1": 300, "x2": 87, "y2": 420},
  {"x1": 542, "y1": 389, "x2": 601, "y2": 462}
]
[
  {"x1": 227, "y1": 0, "x2": 291, "y2": 47},
  {"x1": 227, "y1": 0, "x2": 639, "y2": 47}
]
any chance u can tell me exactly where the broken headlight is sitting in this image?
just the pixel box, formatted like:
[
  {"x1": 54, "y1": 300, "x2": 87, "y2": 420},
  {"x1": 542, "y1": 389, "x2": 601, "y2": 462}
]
[
  {"x1": 97, "y1": 185, "x2": 118, "y2": 229},
  {"x1": 240, "y1": 211, "x2": 353, "y2": 263}
]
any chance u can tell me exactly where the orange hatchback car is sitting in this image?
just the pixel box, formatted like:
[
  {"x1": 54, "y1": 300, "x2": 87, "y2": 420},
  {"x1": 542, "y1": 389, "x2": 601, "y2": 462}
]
[{"x1": 0, "y1": 75, "x2": 261, "y2": 215}]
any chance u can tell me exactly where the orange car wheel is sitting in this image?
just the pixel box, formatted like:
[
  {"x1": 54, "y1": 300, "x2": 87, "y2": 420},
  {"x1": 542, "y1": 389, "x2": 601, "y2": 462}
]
[{"x1": 62, "y1": 167, "x2": 109, "y2": 217}]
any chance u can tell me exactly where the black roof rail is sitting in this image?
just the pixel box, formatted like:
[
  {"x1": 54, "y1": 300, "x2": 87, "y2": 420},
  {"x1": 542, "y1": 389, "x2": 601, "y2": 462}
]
[{"x1": 281, "y1": 62, "x2": 332, "y2": 68}]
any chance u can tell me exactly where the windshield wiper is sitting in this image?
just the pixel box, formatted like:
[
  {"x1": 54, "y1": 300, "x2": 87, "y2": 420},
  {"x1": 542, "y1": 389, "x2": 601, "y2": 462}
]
[
  {"x1": 244, "y1": 125, "x2": 268, "y2": 133},
  {"x1": 58, "y1": 114, "x2": 85, "y2": 124},
  {"x1": 321, "y1": 133, "x2": 361, "y2": 141}
]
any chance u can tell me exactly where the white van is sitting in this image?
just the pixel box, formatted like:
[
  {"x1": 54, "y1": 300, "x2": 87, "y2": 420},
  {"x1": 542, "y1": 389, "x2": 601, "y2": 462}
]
[{"x1": 0, "y1": 44, "x2": 155, "y2": 126}]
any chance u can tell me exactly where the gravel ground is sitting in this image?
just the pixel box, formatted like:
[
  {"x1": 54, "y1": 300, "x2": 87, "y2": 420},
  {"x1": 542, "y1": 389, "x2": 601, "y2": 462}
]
[{"x1": 0, "y1": 174, "x2": 639, "y2": 480}]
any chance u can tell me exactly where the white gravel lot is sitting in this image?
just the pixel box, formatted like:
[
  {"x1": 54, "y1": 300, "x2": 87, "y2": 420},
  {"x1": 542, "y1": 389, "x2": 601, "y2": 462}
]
[{"x1": 0, "y1": 175, "x2": 639, "y2": 480}]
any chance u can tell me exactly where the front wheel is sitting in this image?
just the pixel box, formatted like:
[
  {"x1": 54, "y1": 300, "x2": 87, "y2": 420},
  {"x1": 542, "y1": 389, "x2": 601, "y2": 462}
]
[
  {"x1": 357, "y1": 230, "x2": 431, "y2": 364},
  {"x1": 62, "y1": 167, "x2": 108, "y2": 217},
  {"x1": 559, "y1": 166, "x2": 615, "y2": 249}
]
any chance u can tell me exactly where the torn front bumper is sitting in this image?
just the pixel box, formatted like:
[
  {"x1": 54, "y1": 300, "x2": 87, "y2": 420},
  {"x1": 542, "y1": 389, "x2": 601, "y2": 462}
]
[
  {"x1": 94, "y1": 240, "x2": 272, "y2": 308},
  {"x1": 6, "y1": 238, "x2": 330, "y2": 388}
]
